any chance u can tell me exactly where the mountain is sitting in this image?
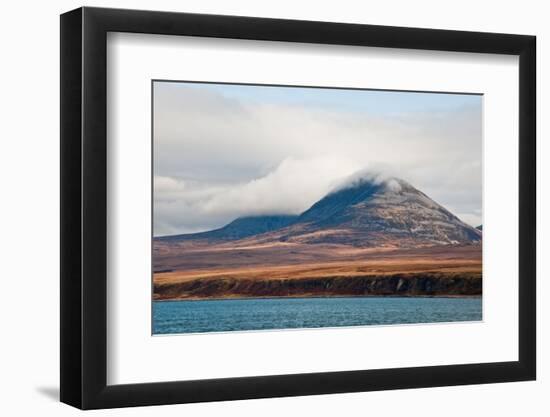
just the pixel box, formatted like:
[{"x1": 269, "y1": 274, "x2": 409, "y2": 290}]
[
  {"x1": 153, "y1": 174, "x2": 483, "y2": 301},
  {"x1": 157, "y1": 214, "x2": 298, "y2": 242},
  {"x1": 156, "y1": 175, "x2": 482, "y2": 249},
  {"x1": 232, "y1": 176, "x2": 481, "y2": 248}
]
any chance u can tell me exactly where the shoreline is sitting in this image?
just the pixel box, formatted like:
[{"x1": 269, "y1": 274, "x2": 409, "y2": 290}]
[{"x1": 154, "y1": 294, "x2": 483, "y2": 302}]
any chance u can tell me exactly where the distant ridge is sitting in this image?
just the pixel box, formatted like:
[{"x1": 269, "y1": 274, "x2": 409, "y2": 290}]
[{"x1": 157, "y1": 215, "x2": 298, "y2": 241}]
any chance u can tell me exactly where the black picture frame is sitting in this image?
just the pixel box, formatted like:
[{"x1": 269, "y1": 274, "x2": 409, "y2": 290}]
[{"x1": 60, "y1": 6, "x2": 536, "y2": 410}]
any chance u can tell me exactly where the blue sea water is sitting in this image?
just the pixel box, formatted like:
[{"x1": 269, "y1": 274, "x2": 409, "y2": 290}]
[{"x1": 152, "y1": 297, "x2": 482, "y2": 335}]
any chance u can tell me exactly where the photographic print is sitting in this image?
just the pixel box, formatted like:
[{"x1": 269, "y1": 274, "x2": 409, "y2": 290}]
[{"x1": 152, "y1": 81, "x2": 482, "y2": 335}]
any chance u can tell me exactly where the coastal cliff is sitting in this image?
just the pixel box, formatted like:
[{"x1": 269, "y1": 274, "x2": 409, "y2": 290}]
[{"x1": 154, "y1": 272, "x2": 481, "y2": 300}]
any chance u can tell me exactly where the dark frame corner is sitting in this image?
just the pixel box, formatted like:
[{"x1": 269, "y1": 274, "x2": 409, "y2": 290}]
[{"x1": 60, "y1": 6, "x2": 536, "y2": 410}]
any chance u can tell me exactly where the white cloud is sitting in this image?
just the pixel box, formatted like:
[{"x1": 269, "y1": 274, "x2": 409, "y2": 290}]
[
  {"x1": 153, "y1": 85, "x2": 482, "y2": 235},
  {"x1": 154, "y1": 156, "x2": 361, "y2": 236}
]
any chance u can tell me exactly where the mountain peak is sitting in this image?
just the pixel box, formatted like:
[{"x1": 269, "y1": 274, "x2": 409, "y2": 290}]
[
  {"x1": 332, "y1": 171, "x2": 411, "y2": 192},
  {"x1": 281, "y1": 173, "x2": 481, "y2": 247},
  {"x1": 298, "y1": 174, "x2": 414, "y2": 224}
]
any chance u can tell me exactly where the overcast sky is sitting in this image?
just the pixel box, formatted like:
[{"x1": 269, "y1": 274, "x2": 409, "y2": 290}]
[{"x1": 153, "y1": 81, "x2": 482, "y2": 236}]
